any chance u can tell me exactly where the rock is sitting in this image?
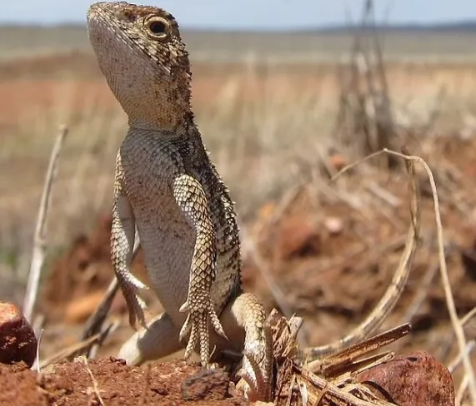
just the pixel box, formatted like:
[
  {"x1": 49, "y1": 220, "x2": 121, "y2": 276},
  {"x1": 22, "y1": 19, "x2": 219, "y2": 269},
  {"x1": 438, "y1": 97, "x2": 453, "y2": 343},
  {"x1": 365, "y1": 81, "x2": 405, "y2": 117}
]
[
  {"x1": 181, "y1": 368, "x2": 230, "y2": 401},
  {"x1": 275, "y1": 215, "x2": 320, "y2": 260},
  {"x1": 0, "y1": 302, "x2": 37, "y2": 367},
  {"x1": 356, "y1": 351, "x2": 454, "y2": 406}
]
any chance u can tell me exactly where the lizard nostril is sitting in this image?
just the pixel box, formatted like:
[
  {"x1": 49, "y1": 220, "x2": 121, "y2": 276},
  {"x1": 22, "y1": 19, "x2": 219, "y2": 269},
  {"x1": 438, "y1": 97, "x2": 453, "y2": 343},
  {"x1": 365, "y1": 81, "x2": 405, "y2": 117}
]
[{"x1": 122, "y1": 10, "x2": 135, "y2": 21}]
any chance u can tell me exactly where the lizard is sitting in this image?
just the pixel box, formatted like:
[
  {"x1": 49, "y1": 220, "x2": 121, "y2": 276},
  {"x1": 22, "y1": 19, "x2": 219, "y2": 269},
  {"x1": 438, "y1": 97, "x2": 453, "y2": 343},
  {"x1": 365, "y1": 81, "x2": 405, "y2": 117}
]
[
  {"x1": 87, "y1": 2, "x2": 272, "y2": 400},
  {"x1": 86, "y1": 1, "x2": 415, "y2": 401}
]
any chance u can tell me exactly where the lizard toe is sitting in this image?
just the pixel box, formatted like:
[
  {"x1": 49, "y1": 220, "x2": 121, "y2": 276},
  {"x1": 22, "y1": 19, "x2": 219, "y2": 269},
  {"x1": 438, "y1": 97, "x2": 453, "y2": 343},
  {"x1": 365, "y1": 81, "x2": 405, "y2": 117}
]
[
  {"x1": 181, "y1": 310, "x2": 211, "y2": 366},
  {"x1": 238, "y1": 349, "x2": 271, "y2": 402},
  {"x1": 123, "y1": 287, "x2": 147, "y2": 330},
  {"x1": 179, "y1": 298, "x2": 227, "y2": 367}
]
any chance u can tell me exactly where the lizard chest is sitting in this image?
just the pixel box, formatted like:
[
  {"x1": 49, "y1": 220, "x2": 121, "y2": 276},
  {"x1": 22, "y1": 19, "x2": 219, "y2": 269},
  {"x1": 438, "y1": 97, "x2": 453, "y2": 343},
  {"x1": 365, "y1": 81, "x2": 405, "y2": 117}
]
[{"x1": 119, "y1": 143, "x2": 196, "y2": 314}]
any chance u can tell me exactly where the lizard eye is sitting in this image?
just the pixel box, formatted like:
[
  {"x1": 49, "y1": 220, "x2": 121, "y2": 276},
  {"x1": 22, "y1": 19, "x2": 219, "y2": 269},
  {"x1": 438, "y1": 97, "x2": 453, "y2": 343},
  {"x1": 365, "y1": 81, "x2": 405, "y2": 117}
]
[{"x1": 145, "y1": 17, "x2": 169, "y2": 38}]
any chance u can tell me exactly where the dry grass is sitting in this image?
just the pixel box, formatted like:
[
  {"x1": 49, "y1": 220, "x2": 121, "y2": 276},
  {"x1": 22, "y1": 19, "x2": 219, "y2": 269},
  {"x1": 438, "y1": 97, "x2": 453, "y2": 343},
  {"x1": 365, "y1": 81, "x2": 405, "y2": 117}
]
[{"x1": 1, "y1": 54, "x2": 476, "y2": 277}]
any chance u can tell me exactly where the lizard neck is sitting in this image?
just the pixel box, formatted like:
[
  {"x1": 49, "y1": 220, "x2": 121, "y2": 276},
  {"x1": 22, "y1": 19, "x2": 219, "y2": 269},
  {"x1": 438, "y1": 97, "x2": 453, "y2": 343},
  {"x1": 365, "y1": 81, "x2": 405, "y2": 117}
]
[
  {"x1": 125, "y1": 74, "x2": 194, "y2": 132},
  {"x1": 129, "y1": 108, "x2": 195, "y2": 134},
  {"x1": 93, "y1": 36, "x2": 194, "y2": 132},
  {"x1": 129, "y1": 110, "x2": 199, "y2": 140}
]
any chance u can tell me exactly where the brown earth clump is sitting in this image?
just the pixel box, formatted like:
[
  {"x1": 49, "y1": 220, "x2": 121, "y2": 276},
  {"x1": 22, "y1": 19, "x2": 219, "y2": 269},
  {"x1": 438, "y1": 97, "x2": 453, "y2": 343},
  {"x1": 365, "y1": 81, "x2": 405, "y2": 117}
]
[{"x1": 0, "y1": 358, "x2": 250, "y2": 406}]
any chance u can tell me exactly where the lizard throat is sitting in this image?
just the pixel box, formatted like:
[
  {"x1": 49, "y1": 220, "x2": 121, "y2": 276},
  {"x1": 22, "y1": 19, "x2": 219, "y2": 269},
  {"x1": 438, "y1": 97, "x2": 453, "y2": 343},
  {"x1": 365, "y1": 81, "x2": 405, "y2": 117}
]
[{"x1": 129, "y1": 108, "x2": 195, "y2": 135}]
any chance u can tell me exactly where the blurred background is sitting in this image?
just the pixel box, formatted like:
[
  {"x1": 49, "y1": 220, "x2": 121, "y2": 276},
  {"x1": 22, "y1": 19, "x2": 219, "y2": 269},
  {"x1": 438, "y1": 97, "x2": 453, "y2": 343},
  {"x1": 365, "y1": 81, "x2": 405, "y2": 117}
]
[{"x1": 0, "y1": 0, "x2": 476, "y2": 399}]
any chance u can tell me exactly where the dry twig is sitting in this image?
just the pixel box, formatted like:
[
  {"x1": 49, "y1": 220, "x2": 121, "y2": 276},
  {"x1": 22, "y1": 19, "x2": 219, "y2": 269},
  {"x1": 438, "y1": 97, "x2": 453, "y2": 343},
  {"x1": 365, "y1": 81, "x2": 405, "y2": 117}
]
[
  {"x1": 39, "y1": 320, "x2": 119, "y2": 369},
  {"x1": 139, "y1": 364, "x2": 152, "y2": 406},
  {"x1": 23, "y1": 125, "x2": 68, "y2": 322},
  {"x1": 309, "y1": 323, "x2": 411, "y2": 377},
  {"x1": 77, "y1": 356, "x2": 106, "y2": 406}
]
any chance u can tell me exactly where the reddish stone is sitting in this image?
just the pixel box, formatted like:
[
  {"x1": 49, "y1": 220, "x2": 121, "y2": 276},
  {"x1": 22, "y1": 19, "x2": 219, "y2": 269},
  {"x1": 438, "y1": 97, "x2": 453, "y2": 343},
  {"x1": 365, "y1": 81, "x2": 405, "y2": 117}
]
[
  {"x1": 0, "y1": 302, "x2": 37, "y2": 367},
  {"x1": 357, "y1": 351, "x2": 454, "y2": 406}
]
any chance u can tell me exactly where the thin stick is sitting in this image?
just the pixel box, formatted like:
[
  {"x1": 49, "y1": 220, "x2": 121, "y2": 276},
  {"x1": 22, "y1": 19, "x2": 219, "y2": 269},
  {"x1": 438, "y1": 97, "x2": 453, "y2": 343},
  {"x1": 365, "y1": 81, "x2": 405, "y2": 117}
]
[
  {"x1": 311, "y1": 323, "x2": 411, "y2": 377},
  {"x1": 34, "y1": 328, "x2": 44, "y2": 373},
  {"x1": 39, "y1": 320, "x2": 119, "y2": 369},
  {"x1": 334, "y1": 148, "x2": 476, "y2": 404},
  {"x1": 296, "y1": 364, "x2": 394, "y2": 406},
  {"x1": 23, "y1": 125, "x2": 68, "y2": 322},
  {"x1": 456, "y1": 374, "x2": 469, "y2": 406},
  {"x1": 81, "y1": 278, "x2": 120, "y2": 341},
  {"x1": 78, "y1": 356, "x2": 106, "y2": 406},
  {"x1": 461, "y1": 306, "x2": 476, "y2": 327},
  {"x1": 447, "y1": 340, "x2": 476, "y2": 374}
]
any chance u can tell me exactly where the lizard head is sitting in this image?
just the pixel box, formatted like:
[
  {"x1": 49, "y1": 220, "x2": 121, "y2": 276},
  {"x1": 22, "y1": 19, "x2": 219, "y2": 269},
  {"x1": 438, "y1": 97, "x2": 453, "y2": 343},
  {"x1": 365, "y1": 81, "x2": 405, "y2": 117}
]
[{"x1": 87, "y1": 2, "x2": 193, "y2": 131}]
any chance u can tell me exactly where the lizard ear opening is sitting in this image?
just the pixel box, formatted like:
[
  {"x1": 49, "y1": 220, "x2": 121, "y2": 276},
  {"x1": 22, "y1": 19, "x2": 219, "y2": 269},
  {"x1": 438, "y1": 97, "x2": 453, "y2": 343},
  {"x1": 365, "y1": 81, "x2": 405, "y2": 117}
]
[{"x1": 145, "y1": 17, "x2": 169, "y2": 39}]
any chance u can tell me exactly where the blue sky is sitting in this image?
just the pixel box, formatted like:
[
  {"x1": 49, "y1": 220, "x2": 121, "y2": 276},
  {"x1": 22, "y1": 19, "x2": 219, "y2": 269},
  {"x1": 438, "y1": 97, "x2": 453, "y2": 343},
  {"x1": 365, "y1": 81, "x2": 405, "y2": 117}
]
[{"x1": 2, "y1": 0, "x2": 475, "y2": 29}]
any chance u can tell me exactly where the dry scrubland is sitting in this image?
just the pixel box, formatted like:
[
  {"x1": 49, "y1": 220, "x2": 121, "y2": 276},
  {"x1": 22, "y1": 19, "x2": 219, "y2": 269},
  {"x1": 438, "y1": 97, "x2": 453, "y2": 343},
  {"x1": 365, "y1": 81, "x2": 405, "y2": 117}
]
[
  {"x1": 1, "y1": 28, "x2": 476, "y2": 271},
  {"x1": 1, "y1": 25, "x2": 476, "y2": 404}
]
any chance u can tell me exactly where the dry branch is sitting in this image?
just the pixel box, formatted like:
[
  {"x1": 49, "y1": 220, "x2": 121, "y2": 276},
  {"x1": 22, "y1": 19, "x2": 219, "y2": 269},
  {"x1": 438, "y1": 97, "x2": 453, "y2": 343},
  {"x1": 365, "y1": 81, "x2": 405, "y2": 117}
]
[
  {"x1": 23, "y1": 125, "x2": 68, "y2": 323},
  {"x1": 39, "y1": 320, "x2": 119, "y2": 369},
  {"x1": 333, "y1": 0, "x2": 398, "y2": 168},
  {"x1": 270, "y1": 309, "x2": 410, "y2": 406}
]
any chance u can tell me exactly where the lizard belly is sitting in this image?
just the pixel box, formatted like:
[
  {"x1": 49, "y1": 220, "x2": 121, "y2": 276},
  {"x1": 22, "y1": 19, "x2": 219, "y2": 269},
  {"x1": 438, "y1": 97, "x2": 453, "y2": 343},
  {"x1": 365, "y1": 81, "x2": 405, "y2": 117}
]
[{"x1": 133, "y1": 200, "x2": 195, "y2": 325}]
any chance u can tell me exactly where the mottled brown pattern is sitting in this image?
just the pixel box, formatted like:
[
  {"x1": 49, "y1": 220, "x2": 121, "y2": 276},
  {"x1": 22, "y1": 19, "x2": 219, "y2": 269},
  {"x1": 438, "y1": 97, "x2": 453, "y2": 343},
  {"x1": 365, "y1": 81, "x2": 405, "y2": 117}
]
[{"x1": 87, "y1": 2, "x2": 271, "y2": 401}]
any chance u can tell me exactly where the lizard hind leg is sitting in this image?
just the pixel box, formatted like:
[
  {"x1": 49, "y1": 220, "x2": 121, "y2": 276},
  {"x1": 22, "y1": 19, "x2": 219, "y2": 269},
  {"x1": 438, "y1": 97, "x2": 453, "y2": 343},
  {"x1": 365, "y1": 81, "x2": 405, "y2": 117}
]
[
  {"x1": 220, "y1": 292, "x2": 273, "y2": 402},
  {"x1": 118, "y1": 311, "x2": 184, "y2": 366}
]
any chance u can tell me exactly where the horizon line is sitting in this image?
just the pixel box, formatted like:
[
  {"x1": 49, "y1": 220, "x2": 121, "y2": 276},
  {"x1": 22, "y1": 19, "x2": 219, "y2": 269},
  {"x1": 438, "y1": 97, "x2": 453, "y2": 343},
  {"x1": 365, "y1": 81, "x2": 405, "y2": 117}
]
[{"x1": 1, "y1": 18, "x2": 476, "y2": 32}]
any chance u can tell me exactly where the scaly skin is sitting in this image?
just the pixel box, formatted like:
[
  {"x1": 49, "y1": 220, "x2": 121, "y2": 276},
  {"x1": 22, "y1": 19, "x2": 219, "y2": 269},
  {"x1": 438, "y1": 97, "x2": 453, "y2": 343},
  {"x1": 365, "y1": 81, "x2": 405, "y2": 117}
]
[
  {"x1": 87, "y1": 1, "x2": 413, "y2": 401},
  {"x1": 87, "y1": 2, "x2": 271, "y2": 401}
]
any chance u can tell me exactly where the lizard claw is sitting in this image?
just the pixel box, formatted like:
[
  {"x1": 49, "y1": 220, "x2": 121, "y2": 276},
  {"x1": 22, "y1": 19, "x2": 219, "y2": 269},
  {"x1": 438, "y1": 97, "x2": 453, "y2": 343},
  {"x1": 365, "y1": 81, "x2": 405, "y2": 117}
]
[
  {"x1": 118, "y1": 274, "x2": 148, "y2": 330},
  {"x1": 179, "y1": 298, "x2": 227, "y2": 366},
  {"x1": 237, "y1": 322, "x2": 273, "y2": 402},
  {"x1": 179, "y1": 301, "x2": 190, "y2": 313},
  {"x1": 238, "y1": 349, "x2": 271, "y2": 402}
]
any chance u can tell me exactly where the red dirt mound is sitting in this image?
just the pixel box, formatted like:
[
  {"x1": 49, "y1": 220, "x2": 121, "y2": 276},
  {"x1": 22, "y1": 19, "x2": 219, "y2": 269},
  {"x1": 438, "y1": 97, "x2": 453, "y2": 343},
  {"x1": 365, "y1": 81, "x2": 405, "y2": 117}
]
[{"x1": 0, "y1": 359, "x2": 249, "y2": 406}]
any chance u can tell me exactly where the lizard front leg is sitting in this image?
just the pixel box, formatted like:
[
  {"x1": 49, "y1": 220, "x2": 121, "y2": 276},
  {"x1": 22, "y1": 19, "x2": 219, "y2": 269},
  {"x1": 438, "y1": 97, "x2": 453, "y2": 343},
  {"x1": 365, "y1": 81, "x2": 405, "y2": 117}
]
[
  {"x1": 172, "y1": 174, "x2": 227, "y2": 367},
  {"x1": 112, "y1": 155, "x2": 148, "y2": 329}
]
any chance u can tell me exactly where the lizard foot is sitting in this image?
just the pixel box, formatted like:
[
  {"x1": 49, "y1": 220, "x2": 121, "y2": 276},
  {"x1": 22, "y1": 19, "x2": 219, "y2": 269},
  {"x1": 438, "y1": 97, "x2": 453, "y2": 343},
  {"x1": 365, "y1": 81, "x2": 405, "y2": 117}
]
[
  {"x1": 179, "y1": 299, "x2": 228, "y2": 366},
  {"x1": 236, "y1": 345, "x2": 273, "y2": 402},
  {"x1": 119, "y1": 274, "x2": 148, "y2": 330}
]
